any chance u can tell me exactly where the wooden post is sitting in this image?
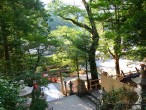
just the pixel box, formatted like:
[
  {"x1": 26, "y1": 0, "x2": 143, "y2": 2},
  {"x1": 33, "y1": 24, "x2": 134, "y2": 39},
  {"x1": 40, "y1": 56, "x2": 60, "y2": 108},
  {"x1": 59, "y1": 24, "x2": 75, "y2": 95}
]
[
  {"x1": 64, "y1": 81, "x2": 67, "y2": 96},
  {"x1": 59, "y1": 72, "x2": 65, "y2": 94}
]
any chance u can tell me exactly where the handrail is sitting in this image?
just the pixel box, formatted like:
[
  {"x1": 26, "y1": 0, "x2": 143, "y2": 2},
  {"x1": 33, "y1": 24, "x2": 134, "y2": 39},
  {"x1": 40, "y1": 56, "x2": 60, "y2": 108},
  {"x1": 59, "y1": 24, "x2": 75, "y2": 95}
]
[
  {"x1": 90, "y1": 79, "x2": 101, "y2": 82},
  {"x1": 89, "y1": 79, "x2": 101, "y2": 90}
]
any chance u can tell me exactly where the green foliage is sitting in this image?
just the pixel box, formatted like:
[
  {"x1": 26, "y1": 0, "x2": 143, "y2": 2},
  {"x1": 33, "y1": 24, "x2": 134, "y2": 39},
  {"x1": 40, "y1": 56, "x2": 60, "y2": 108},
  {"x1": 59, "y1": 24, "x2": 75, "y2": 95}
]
[
  {"x1": 119, "y1": 0, "x2": 146, "y2": 60},
  {"x1": 48, "y1": 0, "x2": 100, "y2": 79},
  {"x1": 48, "y1": 15, "x2": 74, "y2": 30},
  {"x1": 124, "y1": 47, "x2": 146, "y2": 61},
  {"x1": 49, "y1": 26, "x2": 88, "y2": 71},
  {"x1": 0, "y1": 107, "x2": 7, "y2": 110},
  {"x1": 0, "y1": 78, "x2": 24, "y2": 110},
  {"x1": 100, "y1": 87, "x2": 138, "y2": 110},
  {"x1": 20, "y1": 71, "x2": 49, "y2": 87},
  {"x1": 0, "y1": 0, "x2": 50, "y2": 76},
  {"x1": 61, "y1": 73, "x2": 69, "y2": 77},
  {"x1": 93, "y1": 0, "x2": 126, "y2": 56},
  {"x1": 30, "y1": 90, "x2": 47, "y2": 110},
  {"x1": 45, "y1": 55, "x2": 61, "y2": 66},
  {"x1": 48, "y1": 0, "x2": 86, "y2": 19}
]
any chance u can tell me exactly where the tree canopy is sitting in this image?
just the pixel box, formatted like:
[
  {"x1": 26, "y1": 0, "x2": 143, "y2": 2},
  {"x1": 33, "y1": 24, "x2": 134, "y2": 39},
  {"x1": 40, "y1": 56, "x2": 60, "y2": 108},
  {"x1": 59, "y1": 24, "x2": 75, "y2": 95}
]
[{"x1": 0, "y1": 0, "x2": 146, "y2": 109}]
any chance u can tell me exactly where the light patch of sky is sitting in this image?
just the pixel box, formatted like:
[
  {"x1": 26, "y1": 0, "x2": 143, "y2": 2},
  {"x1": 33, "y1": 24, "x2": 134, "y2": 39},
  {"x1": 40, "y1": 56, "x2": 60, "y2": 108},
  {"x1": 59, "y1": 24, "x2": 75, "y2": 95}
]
[{"x1": 41, "y1": 0, "x2": 84, "y2": 9}]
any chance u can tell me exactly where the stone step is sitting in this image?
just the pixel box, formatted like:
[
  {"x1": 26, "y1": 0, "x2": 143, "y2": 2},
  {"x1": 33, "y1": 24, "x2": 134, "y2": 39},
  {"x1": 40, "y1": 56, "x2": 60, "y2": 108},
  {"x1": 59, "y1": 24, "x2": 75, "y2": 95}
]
[
  {"x1": 86, "y1": 95, "x2": 101, "y2": 105},
  {"x1": 81, "y1": 96, "x2": 97, "y2": 110},
  {"x1": 88, "y1": 89, "x2": 103, "y2": 101}
]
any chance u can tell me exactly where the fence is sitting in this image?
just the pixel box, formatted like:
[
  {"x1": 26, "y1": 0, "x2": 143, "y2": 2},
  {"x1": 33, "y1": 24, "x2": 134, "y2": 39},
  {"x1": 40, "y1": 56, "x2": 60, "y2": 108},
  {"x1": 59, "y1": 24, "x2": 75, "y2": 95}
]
[{"x1": 89, "y1": 79, "x2": 101, "y2": 90}]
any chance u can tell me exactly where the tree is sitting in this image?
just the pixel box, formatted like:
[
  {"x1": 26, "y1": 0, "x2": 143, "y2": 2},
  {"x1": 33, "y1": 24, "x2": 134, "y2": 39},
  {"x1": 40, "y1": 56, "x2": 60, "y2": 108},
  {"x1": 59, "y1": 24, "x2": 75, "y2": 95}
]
[
  {"x1": 92, "y1": 0, "x2": 133, "y2": 75},
  {"x1": 0, "y1": 0, "x2": 49, "y2": 76},
  {"x1": 48, "y1": 0, "x2": 100, "y2": 80},
  {"x1": 49, "y1": 26, "x2": 84, "y2": 70},
  {"x1": 71, "y1": 34, "x2": 91, "y2": 89},
  {"x1": 121, "y1": 0, "x2": 146, "y2": 61}
]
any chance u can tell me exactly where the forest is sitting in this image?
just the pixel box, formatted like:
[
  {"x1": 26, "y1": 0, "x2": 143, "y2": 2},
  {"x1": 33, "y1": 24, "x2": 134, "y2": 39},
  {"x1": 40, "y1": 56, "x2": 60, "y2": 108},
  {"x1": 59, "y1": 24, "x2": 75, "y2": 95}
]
[{"x1": 0, "y1": 0, "x2": 146, "y2": 110}]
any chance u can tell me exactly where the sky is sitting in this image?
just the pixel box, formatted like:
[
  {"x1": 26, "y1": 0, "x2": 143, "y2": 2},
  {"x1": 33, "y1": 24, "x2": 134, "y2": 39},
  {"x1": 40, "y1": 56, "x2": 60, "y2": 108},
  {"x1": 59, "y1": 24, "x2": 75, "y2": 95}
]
[{"x1": 41, "y1": 0, "x2": 84, "y2": 8}]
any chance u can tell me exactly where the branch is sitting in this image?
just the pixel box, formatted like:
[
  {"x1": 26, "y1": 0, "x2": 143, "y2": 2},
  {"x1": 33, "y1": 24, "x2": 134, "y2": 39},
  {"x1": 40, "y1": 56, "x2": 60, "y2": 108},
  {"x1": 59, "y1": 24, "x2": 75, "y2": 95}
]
[
  {"x1": 82, "y1": 0, "x2": 99, "y2": 39},
  {"x1": 60, "y1": 16, "x2": 92, "y2": 33},
  {"x1": 105, "y1": 42, "x2": 115, "y2": 58},
  {"x1": 108, "y1": 48, "x2": 115, "y2": 58}
]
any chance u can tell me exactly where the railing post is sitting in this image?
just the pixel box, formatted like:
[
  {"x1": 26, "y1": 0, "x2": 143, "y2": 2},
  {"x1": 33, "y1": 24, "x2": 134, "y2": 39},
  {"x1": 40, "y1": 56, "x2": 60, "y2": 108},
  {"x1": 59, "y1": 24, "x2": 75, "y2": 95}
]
[{"x1": 89, "y1": 80, "x2": 92, "y2": 90}]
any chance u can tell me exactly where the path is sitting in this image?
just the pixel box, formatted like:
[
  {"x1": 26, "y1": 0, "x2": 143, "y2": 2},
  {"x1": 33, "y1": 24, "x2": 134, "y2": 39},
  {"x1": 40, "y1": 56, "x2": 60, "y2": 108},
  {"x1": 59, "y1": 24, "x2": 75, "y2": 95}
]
[{"x1": 96, "y1": 58, "x2": 142, "y2": 76}]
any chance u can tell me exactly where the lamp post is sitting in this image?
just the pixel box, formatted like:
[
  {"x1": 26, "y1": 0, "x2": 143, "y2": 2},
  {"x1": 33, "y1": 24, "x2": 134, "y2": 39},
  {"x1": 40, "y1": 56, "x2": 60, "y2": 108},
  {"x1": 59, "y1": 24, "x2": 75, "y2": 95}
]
[{"x1": 132, "y1": 64, "x2": 146, "y2": 110}]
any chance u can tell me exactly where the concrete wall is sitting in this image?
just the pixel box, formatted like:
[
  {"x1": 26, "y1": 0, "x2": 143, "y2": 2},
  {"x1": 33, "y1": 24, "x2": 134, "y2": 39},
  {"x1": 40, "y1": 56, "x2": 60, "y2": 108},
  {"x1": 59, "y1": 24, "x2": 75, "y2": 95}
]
[{"x1": 101, "y1": 74, "x2": 133, "y2": 92}]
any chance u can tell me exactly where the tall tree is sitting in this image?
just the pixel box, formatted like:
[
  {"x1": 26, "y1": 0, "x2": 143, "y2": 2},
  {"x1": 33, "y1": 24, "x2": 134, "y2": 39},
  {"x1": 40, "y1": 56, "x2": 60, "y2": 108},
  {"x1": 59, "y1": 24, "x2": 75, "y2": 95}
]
[
  {"x1": 92, "y1": 0, "x2": 130, "y2": 75},
  {"x1": 48, "y1": 0, "x2": 100, "y2": 80}
]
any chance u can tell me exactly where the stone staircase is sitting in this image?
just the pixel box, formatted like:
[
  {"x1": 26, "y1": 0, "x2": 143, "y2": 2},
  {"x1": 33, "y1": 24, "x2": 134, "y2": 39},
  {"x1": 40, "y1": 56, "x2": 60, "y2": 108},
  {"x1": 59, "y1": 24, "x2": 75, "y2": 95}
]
[{"x1": 81, "y1": 89, "x2": 103, "y2": 110}]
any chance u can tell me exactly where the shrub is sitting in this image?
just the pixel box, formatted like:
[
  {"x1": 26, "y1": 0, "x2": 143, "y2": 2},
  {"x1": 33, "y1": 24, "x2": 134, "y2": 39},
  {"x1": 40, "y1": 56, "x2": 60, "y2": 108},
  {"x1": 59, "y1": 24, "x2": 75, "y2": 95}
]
[
  {"x1": 100, "y1": 87, "x2": 138, "y2": 110},
  {"x1": 0, "y1": 78, "x2": 24, "y2": 110}
]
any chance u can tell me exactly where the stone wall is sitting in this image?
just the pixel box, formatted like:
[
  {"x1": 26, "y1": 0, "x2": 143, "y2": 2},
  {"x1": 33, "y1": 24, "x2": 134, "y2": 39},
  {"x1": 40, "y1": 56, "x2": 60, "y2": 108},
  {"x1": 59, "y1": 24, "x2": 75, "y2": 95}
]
[{"x1": 101, "y1": 73, "x2": 133, "y2": 92}]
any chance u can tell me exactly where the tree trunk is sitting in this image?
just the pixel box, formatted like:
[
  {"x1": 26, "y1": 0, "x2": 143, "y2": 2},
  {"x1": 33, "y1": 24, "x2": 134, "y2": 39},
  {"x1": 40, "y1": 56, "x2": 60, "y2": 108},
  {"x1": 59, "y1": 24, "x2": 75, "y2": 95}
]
[
  {"x1": 4, "y1": 37, "x2": 10, "y2": 66},
  {"x1": 82, "y1": 0, "x2": 99, "y2": 80},
  {"x1": 108, "y1": 48, "x2": 120, "y2": 76},
  {"x1": 88, "y1": 46, "x2": 98, "y2": 80},
  {"x1": 115, "y1": 56, "x2": 120, "y2": 76},
  {"x1": 2, "y1": 22, "x2": 11, "y2": 73},
  {"x1": 3, "y1": 31, "x2": 11, "y2": 73},
  {"x1": 113, "y1": 36, "x2": 121, "y2": 76}
]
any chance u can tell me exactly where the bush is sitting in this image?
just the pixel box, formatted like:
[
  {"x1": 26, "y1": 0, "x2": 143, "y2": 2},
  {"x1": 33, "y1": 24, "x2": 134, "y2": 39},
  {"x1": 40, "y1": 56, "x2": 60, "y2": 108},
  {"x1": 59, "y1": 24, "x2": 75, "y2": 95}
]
[
  {"x1": 100, "y1": 87, "x2": 138, "y2": 110},
  {"x1": 30, "y1": 90, "x2": 47, "y2": 110},
  {"x1": 0, "y1": 78, "x2": 24, "y2": 110}
]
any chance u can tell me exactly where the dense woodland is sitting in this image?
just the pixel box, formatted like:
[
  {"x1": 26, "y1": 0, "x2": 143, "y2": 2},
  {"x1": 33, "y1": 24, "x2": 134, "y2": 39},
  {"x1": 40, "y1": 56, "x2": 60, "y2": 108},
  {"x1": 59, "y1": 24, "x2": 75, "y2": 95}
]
[{"x1": 0, "y1": 0, "x2": 146, "y2": 109}]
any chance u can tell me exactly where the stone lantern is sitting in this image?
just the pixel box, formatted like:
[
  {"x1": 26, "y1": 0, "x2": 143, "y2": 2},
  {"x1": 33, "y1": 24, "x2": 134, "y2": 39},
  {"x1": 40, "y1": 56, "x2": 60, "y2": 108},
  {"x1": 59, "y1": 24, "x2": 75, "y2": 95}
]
[{"x1": 131, "y1": 64, "x2": 146, "y2": 110}]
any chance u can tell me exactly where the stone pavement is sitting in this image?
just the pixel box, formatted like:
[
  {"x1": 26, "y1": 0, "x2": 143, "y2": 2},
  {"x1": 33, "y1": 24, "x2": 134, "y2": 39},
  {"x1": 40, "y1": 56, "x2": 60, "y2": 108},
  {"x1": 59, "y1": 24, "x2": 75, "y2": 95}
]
[
  {"x1": 48, "y1": 95, "x2": 93, "y2": 110},
  {"x1": 51, "y1": 79, "x2": 102, "y2": 110},
  {"x1": 49, "y1": 83, "x2": 102, "y2": 110}
]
